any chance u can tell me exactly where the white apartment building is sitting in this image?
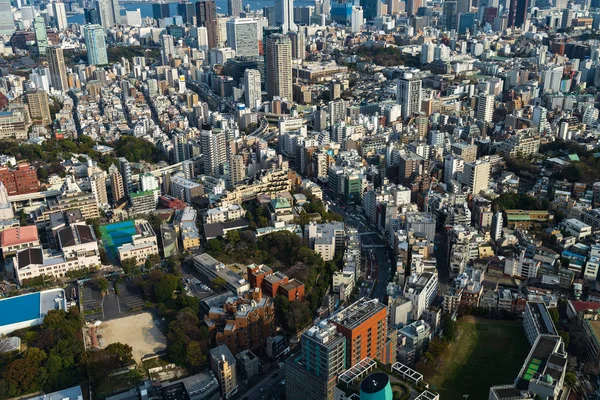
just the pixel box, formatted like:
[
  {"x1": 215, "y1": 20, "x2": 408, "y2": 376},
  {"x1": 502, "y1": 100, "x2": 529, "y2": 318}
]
[
  {"x1": 118, "y1": 220, "x2": 159, "y2": 265},
  {"x1": 523, "y1": 301, "x2": 558, "y2": 346},
  {"x1": 560, "y1": 218, "x2": 592, "y2": 240},
  {"x1": 403, "y1": 271, "x2": 438, "y2": 321},
  {"x1": 205, "y1": 204, "x2": 244, "y2": 224}
]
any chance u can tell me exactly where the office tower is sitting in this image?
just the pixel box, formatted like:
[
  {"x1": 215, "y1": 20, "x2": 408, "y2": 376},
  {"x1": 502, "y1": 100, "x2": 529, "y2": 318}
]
[
  {"x1": 287, "y1": 30, "x2": 305, "y2": 60},
  {"x1": 34, "y1": 16, "x2": 48, "y2": 56},
  {"x1": 90, "y1": 172, "x2": 108, "y2": 205},
  {"x1": 561, "y1": 8, "x2": 573, "y2": 29},
  {"x1": 229, "y1": 154, "x2": 246, "y2": 189},
  {"x1": 160, "y1": 34, "x2": 175, "y2": 65},
  {"x1": 477, "y1": 94, "x2": 494, "y2": 123},
  {"x1": 360, "y1": 0, "x2": 381, "y2": 20},
  {"x1": 458, "y1": 12, "x2": 475, "y2": 33},
  {"x1": 200, "y1": 125, "x2": 227, "y2": 176},
  {"x1": 153, "y1": 2, "x2": 170, "y2": 19},
  {"x1": 387, "y1": 0, "x2": 400, "y2": 14},
  {"x1": 443, "y1": 1, "x2": 458, "y2": 30},
  {"x1": 210, "y1": 345, "x2": 238, "y2": 399},
  {"x1": 406, "y1": 0, "x2": 422, "y2": 16},
  {"x1": 396, "y1": 72, "x2": 422, "y2": 121},
  {"x1": 507, "y1": 0, "x2": 528, "y2": 29},
  {"x1": 96, "y1": 0, "x2": 119, "y2": 29},
  {"x1": 111, "y1": 170, "x2": 125, "y2": 204},
  {"x1": 331, "y1": 298, "x2": 390, "y2": 368},
  {"x1": 244, "y1": 69, "x2": 262, "y2": 109},
  {"x1": 263, "y1": 6, "x2": 276, "y2": 25},
  {"x1": 118, "y1": 157, "x2": 132, "y2": 198},
  {"x1": 84, "y1": 8, "x2": 100, "y2": 25},
  {"x1": 84, "y1": 25, "x2": 108, "y2": 65},
  {"x1": 196, "y1": 0, "x2": 218, "y2": 49},
  {"x1": 266, "y1": 34, "x2": 292, "y2": 101},
  {"x1": 286, "y1": 323, "x2": 346, "y2": 400},
  {"x1": 228, "y1": 0, "x2": 242, "y2": 17},
  {"x1": 275, "y1": 0, "x2": 297, "y2": 33},
  {"x1": 26, "y1": 89, "x2": 51, "y2": 125},
  {"x1": 126, "y1": 10, "x2": 142, "y2": 26},
  {"x1": 457, "y1": 0, "x2": 471, "y2": 15},
  {"x1": 226, "y1": 18, "x2": 259, "y2": 57},
  {"x1": 172, "y1": 132, "x2": 191, "y2": 163},
  {"x1": 47, "y1": 47, "x2": 68, "y2": 92},
  {"x1": 462, "y1": 159, "x2": 491, "y2": 194},
  {"x1": 177, "y1": 1, "x2": 195, "y2": 24},
  {"x1": 0, "y1": 0, "x2": 13, "y2": 36},
  {"x1": 50, "y1": 2, "x2": 68, "y2": 31}
]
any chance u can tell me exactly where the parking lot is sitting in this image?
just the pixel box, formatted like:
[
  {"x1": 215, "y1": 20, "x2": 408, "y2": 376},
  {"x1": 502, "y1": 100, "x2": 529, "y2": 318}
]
[
  {"x1": 181, "y1": 269, "x2": 214, "y2": 299},
  {"x1": 81, "y1": 276, "x2": 146, "y2": 322},
  {"x1": 81, "y1": 281, "x2": 103, "y2": 322}
]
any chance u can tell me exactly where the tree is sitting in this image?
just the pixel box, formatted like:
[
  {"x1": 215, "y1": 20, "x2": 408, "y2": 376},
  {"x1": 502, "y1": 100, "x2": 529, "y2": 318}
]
[
  {"x1": 3, "y1": 348, "x2": 47, "y2": 397},
  {"x1": 206, "y1": 239, "x2": 223, "y2": 255},
  {"x1": 186, "y1": 341, "x2": 205, "y2": 369},
  {"x1": 95, "y1": 277, "x2": 109, "y2": 294},
  {"x1": 105, "y1": 343, "x2": 133, "y2": 364},
  {"x1": 121, "y1": 258, "x2": 137, "y2": 274},
  {"x1": 559, "y1": 330, "x2": 570, "y2": 348},
  {"x1": 549, "y1": 307, "x2": 559, "y2": 325},
  {"x1": 211, "y1": 277, "x2": 227, "y2": 290},
  {"x1": 154, "y1": 274, "x2": 179, "y2": 303},
  {"x1": 564, "y1": 372, "x2": 577, "y2": 388},
  {"x1": 442, "y1": 315, "x2": 458, "y2": 341},
  {"x1": 225, "y1": 230, "x2": 241, "y2": 244}
]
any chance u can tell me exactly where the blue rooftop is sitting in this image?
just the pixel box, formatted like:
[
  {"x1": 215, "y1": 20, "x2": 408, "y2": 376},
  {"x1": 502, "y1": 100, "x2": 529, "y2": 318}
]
[{"x1": 0, "y1": 292, "x2": 40, "y2": 326}]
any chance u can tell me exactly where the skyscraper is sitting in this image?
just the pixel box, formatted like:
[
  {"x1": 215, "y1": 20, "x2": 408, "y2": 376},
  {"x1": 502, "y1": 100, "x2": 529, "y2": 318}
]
[
  {"x1": 287, "y1": 30, "x2": 305, "y2": 59},
  {"x1": 84, "y1": 8, "x2": 100, "y2": 25},
  {"x1": 172, "y1": 132, "x2": 191, "y2": 163},
  {"x1": 406, "y1": 0, "x2": 422, "y2": 16},
  {"x1": 177, "y1": 1, "x2": 195, "y2": 24},
  {"x1": 26, "y1": 89, "x2": 51, "y2": 126},
  {"x1": 507, "y1": 0, "x2": 529, "y2": 29},
  {"x1": 286, "y1": 323, "x2": 347, "y2": 400},
  {"x1": 443, "y1": 0, "x2": 458, "y2": 30},
  {"x1": 195, "y1": 0, "x2": 218, "y2": 49},
  {"x1": 275, "y1": 0, "x2": 297, "y2": 33},
  {"x1": 396, "y1": 72, "x2": 422, "y2": 121},
  {"x1": 244, "y1": 69, "x2": 262, "y2": 109},
  {"x1": 50, "y1": 2, "x2": 68, "y2": 31},
  {"x1": 96, "y1": 0, "x2": 120, "y2": 30},
  {"x1": 90, "y1": 172, "x2": 108, "y2": 206},
  {"x1": 47, "y1": 47, "x2": 68, "y2": 92},
  {"x1": 266, "y1": 34, "x2": 292, "y2": 101},
  {"x1": 226, "y1": 18, "x2": 259, "y2": 57},
  {"x1": 229, "y1": 154, "x2": 246, "y2": 189},
  {"x1": 477, "y1": 94, "x2": 494, "y2": 123},
  {"x1": 160, "y1": 34, "x2": 175, "y2": 66},
  {"x1": 33, "y1": 16, "x2": 48, "y2": 56},
  {"x1": 360, "y1": 0, "x2": 381, "y2": 20},
  {"x1": 456, "y1": 0, "x2": 472, "y2": 15},
  {"x1": 200, "y1": 125, "x2": 227, "y2": 176},
  {"x1": 111, "y1": 169, "x2": 125, "y2": 204},
  {"x1": 228, "y1": 0, "x2": 242, "y2": 17},
  {"x1": 84, "y1": 24, "x2": 108, "y2": 65},
  {"x1": 153, "y1": 2, "x2": 170, "y2": 19},
  {"x1": 0, "y1": 0, "x2": 14, "y2": 36},
  {"x1": 462, "y1": 159, "x2": 491, "y2": 194}
]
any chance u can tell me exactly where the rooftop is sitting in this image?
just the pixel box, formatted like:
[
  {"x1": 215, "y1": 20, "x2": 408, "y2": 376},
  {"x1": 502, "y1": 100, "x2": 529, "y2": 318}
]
[
  {"x1": 0, "y1": 225, "x2": 38, "y2": 247},
  {"x1": 332, "y1": 298, "x2": 386, "y2": 330}
]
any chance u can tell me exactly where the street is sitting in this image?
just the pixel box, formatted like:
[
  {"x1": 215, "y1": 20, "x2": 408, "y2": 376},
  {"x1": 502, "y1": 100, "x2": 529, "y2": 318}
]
[{"x1": 237, "y1": 366, "x2": 286, "y2": 400}]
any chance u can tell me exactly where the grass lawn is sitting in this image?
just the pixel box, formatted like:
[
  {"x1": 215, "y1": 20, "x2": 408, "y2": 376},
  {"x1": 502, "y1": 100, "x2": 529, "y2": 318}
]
[{"x1": 425, "y1": 316, "x2": 530, "y2": 399}]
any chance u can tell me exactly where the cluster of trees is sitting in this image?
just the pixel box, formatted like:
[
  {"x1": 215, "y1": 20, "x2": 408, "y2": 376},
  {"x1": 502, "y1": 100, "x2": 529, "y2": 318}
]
[
  {"x1": 137, "y1": 270, "x2": 181, "y2": 304},
  {"x1": 165, "y1": 309, "x2": 209, "y2": 371},
  {"x1": 492, "y1": 193, "x2": 549, "y2": 213},
  {"x1": 0, "y1": 308, "x2": 133, "y2": 398},
  {"x1": 116, "y1": 136, "x2": 165, "y2": 164},
  {"x1": 274, "y1": 296, "x2": 312, "y2": 333},
  {"x1": 353, "y1": 45, "x2": 406, "y2": 67},
  {"x1": 107, "y1": 47, "x2": 160, "y2": 63}
]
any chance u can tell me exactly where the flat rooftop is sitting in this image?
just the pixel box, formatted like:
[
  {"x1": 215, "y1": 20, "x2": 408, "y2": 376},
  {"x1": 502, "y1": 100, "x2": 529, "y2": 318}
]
[
  {"x1": 332, "y1": 298, "x2": 386, "y2": 330},
  {"x1": 0, "y1": 289, "x2": 66, "y2": 327}
]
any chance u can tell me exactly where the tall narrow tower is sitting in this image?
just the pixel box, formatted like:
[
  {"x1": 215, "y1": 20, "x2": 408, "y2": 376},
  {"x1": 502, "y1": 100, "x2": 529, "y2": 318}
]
[
  {"x1": 266, "y1": 34, "x2": 293, "y2": 101},
  {"x1": 47, "y1": 47, "x2": 68, "y2": 92}
]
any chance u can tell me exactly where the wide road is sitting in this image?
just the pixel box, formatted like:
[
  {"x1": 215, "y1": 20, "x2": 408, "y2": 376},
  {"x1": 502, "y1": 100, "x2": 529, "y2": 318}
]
[
  {"x1": 323, "y1": 194, "x2": 392, "y2": 302},
  {"x1": 237, "y1": 366, "x2": 286, "y2": 400}
]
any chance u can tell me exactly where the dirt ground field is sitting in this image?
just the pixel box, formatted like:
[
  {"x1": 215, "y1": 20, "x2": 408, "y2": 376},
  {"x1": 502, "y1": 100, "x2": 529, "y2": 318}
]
[{"x1": 98, "y1": 312, "x2": 167, "y2": 362}]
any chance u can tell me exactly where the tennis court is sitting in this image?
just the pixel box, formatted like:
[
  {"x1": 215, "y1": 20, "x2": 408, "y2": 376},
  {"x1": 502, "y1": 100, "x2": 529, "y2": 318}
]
[{"x1": 99, "y1": 220, "x2": 138, "y2": 259}]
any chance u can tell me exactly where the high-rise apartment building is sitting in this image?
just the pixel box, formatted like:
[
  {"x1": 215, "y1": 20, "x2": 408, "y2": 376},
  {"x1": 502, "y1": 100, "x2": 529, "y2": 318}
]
[
  {"x1": 287, "y1": 30, "x2": 306, "y2": 60},
  {"x1": 160, "y1": 34, "x2": 175, "y2": 66},
  {"x1": 244, "y1": 69, "x2": 262, "y2": 109},
  {"x1": 266, "y1": 34, "x2": 293, "y2": 101},
  {"x1": 228, "y1": 0, "x2": 242, "y2": 17},
  {"x1": 226, "y1": 18, "x2": 259, "y2": 57},
  {"x1": 507, "y1": 0, "x2": 529, "y2": 29},
  {"x1": 34, "y1": 16, "x2": 48, "y2": 56},
  {"x1": 477, "y1": 94, "x2": 494, "y2": 123},
  {"x1": 331, "y1": 298, "x2": 390, "y2": 368},
  {"x1": 406, "y1": 0, "x2": 422, "y2": 16},
  {"x1": 26, "y1": 89, "x2": 51, "y2": 126},
  {"x1": 396, "y1": 73, "x2": 422, "y2": 121},
  {"x1": 286, "y1": 322, "x2": 347, "y2": 400},
  {"x1": 172, "y1": 132, "x2": 191, "y2": 163},
  {"x1": 229, "y1": 154, "x2": 246, "y2": 189},
  {"x1": 275, "y1": 0, "x2": 297, "y2": 33},
  {"x1": 47, "y1": 47, "x2": 68, "y2": 92},
  {"x1": 118, "y1": 157, "x2": 133, "y2": 198},
  {"x1": 200, "y1": 125, "x2": 227, "y2": 176},
  {"x1": 90, "y1": 172, "x2": 108, "y2": 206},
  {"x1": 196, "y1": 0, "x2": 218, "y2": 49},
  {"x1": 210, "y1": 345, "x2": 238, "y2": 399},
  {"x1": 50, "y1": 2, "x2": 68, "y2": 31},
  {"x1": 0, "y1": 0, "x2": 14, "y2": 36},
  {"x1": 84, "y1": 25, "x2": 108, "y2": 65},
  {"x1": 462, "y1": 159, "x2": 491, "y2": 195},
  {"x1": 111, "y1": 170, "x2": 125, "y2": 204}
]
